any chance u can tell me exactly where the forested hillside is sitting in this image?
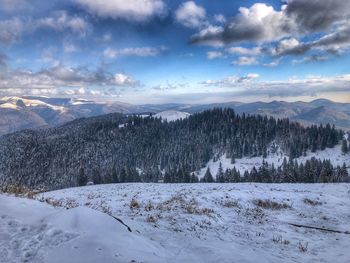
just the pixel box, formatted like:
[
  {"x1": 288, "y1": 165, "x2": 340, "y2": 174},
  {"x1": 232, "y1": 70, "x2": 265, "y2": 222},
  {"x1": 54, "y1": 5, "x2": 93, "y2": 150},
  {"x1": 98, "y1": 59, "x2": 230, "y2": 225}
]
[{"x1": 0, "y1": 108, "x2": 344, "y2": 191}]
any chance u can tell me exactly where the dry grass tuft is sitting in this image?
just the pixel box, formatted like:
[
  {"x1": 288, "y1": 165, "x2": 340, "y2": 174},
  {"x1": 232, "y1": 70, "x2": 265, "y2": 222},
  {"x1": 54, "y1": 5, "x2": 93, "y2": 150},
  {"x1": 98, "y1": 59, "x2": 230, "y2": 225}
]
[
  {"x1": 130, "y1": 198, "x2": 140, "y2": 210},
  {"x1": 254, "y1": 199, "x2": 291, "y2": 210},
  {"x1": 221, "y1": 199, "x2": 241, "y2": 208},
  {"x1": 298, "y1": 241, "x2": 308, "y2": 252},
  {"x1": 303, "y1": 198, "x2": 322, "y2": 206}
]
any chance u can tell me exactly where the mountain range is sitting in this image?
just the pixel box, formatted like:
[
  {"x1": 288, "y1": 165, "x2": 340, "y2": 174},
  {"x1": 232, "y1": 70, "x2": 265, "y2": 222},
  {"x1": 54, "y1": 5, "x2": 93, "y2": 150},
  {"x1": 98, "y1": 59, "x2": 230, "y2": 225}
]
[{"x1": 1, "y1": 96, "x2": 350, "y2": 136}]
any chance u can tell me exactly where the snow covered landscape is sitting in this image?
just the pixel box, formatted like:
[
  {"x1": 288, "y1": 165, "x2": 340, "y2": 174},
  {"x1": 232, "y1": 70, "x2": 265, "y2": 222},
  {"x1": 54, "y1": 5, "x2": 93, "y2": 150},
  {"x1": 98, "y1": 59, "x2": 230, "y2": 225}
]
[
  {"x1": 1, "y1": 183, "x2": 349, "y2": 263},
  {"x1": 1, "y1": 0, "x2": 350, "y2": 262}
]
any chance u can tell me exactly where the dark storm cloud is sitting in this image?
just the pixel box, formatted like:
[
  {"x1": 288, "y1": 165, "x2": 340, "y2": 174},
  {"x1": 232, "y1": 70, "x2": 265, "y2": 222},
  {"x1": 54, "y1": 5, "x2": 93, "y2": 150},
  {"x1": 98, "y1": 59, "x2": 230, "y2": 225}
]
[
  {"x1": 191, "y1": 0, "x2": 350, "y2": 48},
  {"x1": 285, "y1": 0, "x2": 350, "y2": 32}
]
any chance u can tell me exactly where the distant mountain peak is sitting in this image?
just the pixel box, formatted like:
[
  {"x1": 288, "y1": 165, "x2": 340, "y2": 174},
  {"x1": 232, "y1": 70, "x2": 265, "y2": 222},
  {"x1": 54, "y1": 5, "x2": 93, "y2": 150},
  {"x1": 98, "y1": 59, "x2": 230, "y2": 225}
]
[{"x1": 16, "y1": 99, "x2": 26, "y2": 108}]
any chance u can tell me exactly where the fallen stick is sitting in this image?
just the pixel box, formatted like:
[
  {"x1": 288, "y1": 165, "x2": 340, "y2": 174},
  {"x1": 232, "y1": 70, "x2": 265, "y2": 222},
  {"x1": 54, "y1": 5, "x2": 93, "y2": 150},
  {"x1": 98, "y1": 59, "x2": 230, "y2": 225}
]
[
  {"x1": 111, "y1": 215, "x2": 132, "y2": 232},
  {"x1": 287, "y1": 222, "x2": 350, "y2": 234}
]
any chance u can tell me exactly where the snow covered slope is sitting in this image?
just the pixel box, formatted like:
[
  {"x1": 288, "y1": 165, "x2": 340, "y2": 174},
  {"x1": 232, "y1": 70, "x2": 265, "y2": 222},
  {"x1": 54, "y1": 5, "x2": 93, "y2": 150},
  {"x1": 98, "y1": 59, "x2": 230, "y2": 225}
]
[
  {"x1": 0, "y1": 96, "x2": 144, "y2": 136},
  {"x1": 0, "y1": 194, "x2": 168, "y2": 263},
  {"x1": 2, "y1": 183, "x2": 350, "y2": 262},
  {"x1": 154, "y1": 110, "x2": 190, "y2": 122},
  {"x1": 197, "y1": 143, "x2": 350, "y2": 179}
]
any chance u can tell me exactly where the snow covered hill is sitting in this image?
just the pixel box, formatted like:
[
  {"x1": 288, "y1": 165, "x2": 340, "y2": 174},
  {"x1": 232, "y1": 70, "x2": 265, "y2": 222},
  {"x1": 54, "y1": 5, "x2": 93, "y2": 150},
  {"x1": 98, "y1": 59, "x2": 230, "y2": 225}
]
[
  {"x1": 0, "y1": 96, "x2": 144, "y2": 136},
  {"x1": 154, "y1": 110, "x2": 190, "y2": 122},
  {"x1": 2, "y1": 183, "x2": 348, "y2": 263},
  {"x1": 0, "y1": 194, "x2": 168, "y2": 263},
  {"x1": 196, "y1": 143, "x2": 350, "y2": 179}
]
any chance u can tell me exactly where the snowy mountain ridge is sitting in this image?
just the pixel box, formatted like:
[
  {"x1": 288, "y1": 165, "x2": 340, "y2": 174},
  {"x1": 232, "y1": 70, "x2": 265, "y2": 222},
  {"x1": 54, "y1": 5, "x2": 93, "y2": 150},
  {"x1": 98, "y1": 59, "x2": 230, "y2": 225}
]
[{"x1": 1, "y1": 96, "x2": 350, "y2": 136}]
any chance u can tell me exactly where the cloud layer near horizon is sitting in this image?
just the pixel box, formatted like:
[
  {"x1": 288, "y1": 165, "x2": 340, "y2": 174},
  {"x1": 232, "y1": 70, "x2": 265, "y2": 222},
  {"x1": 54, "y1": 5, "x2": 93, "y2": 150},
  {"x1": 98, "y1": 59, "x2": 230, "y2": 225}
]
[{"x1": 0, "y1": 0, "x2": 349, "y2": 103}]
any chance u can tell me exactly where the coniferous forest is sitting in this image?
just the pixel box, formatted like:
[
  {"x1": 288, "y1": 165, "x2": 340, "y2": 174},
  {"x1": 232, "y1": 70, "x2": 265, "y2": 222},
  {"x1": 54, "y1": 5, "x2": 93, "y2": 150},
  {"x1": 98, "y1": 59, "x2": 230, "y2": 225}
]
[{"x1": 0, "y1": 108, "x2": 347, "y2": 191}]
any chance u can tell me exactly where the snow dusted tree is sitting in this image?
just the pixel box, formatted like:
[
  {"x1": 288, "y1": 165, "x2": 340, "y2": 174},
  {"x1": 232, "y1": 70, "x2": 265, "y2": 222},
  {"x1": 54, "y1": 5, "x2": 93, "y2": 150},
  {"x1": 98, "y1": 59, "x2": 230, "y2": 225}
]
[
  {"x1": 112, "y1": 167, "x2": 119, "y2": 183},
  {"x1": 119, "y1": 168, "x2": 127, "y2": 183},
  {"x1": 341, "y1": 139, "x2": 348, "y2": 155},
  {"x1": 77, "y1": 167, "x2": 87, "y2": 186},
  {"x1": 202, "y1": 167, "x2": 214, "y2": 183},
  {"x1": 190, "y1": 173, "x2": 199, "y2": 183},
  {"x1": 216, "y1": 162, "x2": 224, "y2": 183},
  {"x1": 231, "y1": 154, "x2": 235, "y2": 164},
  {"x1": 338, "y1": 163, "x2": 349, "y2": 182},
  {"x1": 93, "y1": 169, "x2": 102, "y2": 184}
]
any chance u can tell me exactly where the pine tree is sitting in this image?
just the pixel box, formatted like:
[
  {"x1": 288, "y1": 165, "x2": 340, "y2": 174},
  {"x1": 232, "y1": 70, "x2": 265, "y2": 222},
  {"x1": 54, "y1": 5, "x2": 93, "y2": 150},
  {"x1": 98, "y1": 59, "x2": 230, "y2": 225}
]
[
  {"x1": 184, "y1": 171, "x2": 191, "y2": 183},
  {"x1": 190, "y1": 173, "x2": 199, "y2": 183},
  {"x1": 339, "y1": 163, "x2": 349, "y2": 182},
  {"x1": 203, "y1": 167, "x2": 214, "y2": 183},
  {"x1": 112, "y1": 167, "x2": 119, "y2": 183},
  {"x1": 119, "y1": 168, "x2": 127, "y2": 183},
  {"x1": 93, "y1": 169, "x2": 102, "y2": 184},
  {"x1": 216, "y1": 162, "x2": 224, "y2": 183},
  {"x1": 164, "y1": 172, "x2": 171, "y2": 183},
  {"x1": 341, "y1": 139, "x2": 348, "y2": 155},
  {"x1": 231, "y1": 154, "x2": 235, "y2": 164},
  {"x1": 77, "y1": 167, "x2": 87, "y2": 186}
]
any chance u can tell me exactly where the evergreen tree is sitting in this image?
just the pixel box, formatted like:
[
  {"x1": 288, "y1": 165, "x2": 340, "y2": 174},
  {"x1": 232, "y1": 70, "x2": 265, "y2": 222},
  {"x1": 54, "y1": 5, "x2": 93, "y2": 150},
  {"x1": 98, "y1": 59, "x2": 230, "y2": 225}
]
[
  {"x1": 341, "y1": 139, "x2": 348, "y2": 155},
  {"x1": 119, "y1": 168, "x2": 127, "y2": 183},
  {"x1": 77, "y1": 167, "x2": 87, "y2": 186},
  {"x1": 112, "y1": 167, "x2": 119, "y2": 183},
  {"x1": 190, "y1": 173, "x2": 199, "y2": 183},
  {"x1": 92, "y1": 169, "x2": 102, "y2": 184},
  {"x1": 216, "y1": 162, "x2": 224, "y2": 183},
  {"x1": 231, "y1": 154, "x2": 235, "y2": 164},
  {"x1": 203, "y1": 167, "x2": 214, "y2": 183}
]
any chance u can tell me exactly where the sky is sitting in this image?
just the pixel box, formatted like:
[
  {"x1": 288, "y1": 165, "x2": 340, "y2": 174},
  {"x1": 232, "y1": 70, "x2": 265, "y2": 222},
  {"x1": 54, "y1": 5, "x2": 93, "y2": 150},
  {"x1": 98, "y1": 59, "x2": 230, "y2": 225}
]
[{"x1": 0, "y1": 0, "x2": 350, "y2": 104}]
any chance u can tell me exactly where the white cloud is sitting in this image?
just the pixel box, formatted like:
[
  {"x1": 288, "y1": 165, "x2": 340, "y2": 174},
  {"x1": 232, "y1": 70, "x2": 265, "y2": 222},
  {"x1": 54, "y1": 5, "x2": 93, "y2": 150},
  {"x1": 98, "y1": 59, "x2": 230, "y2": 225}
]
[
  {"x1": 207, "y1": 51, "x2": 224, "y2": 60},
  {"x1": 0, "y1": 17, "x2": 24, "y2": 44},
  {"x1": 114, "y1": 73, "x2": 137, "y2": 86},
  {"x1": 76, "y1": 0, "x2": 166, "y2": 21},
  {"x1": 0, "y1": 65, "x2": 140, "y2": 96},
  {"x1": 104, "y1": 46, "x2": 166, "y2": 58},
  {"x1": 0, "y1": 0, "x2": 29, "y2": 12},
  {"x1": 0, "y1": 12, "x2": 90, "y2": 44},
  {"x1": 103, "y1": 48, "x2": 118, "y2": 59},
  {"x1": 63, "y1": 42, "x2": 80, "y2": 53},
  {"x1": 227, "y1": 46, "x2": 262, "y2": 56},
  {"x1": 175, "y1": 1, "x2": 207, "y2": 28},
  {"x1": 263, "y1": 59, "x2": 281, "y2": 67},
  {"x1": 37, "y1": 11, "x2": 90, "y2": 36},
  {"x1": 246, "y1": 73, "x2": 259, "y2": 79},
  {"x1": 214, "y1": 14, "x2": 226, "y2": 24},
  {"x1": 152, "y1": 81, "x2": 186, "y2": 91},
  {"x1": 201, "y1": 73, "x2": 259, "y2": 87},
  {"x1": 200, "y1": 74, "x2": 350, "y2": 98},
  {"x1": 191, "y1": 3, "x2": 289, "y2": 46},
  {"x1": 191, "y1": 25, "x2": 224, "y2": 47},
  {"x1": 39, "y1": 47, "x2": 59, "y2": 65},
  {"x1": 270, "y1": 38, "x2": 308, "y2": 56},
  {"x1": 292, "y1": 55, "x2": 329, "y2": 64},
  {"x1": 233, "y1": 56, "x2": 258, "y2": 66}
]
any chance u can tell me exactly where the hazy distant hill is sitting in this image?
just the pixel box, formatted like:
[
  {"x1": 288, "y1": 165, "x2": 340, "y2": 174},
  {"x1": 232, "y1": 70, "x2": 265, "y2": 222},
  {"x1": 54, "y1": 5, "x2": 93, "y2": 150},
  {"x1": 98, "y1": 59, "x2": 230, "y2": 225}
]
[
  {"x1": 0, "y1": 96, "x2": 145, "y2": 136},
  {"x1": 1, "y1": 96, "x2": 350, "y2": 136}
]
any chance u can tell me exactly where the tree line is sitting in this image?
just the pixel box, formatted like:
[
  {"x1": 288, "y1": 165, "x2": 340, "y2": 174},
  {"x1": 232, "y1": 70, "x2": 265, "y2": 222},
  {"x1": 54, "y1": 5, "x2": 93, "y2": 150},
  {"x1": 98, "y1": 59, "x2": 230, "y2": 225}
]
[{"x1": 0, "y1": 108, "x2": 346, "y2": 190}]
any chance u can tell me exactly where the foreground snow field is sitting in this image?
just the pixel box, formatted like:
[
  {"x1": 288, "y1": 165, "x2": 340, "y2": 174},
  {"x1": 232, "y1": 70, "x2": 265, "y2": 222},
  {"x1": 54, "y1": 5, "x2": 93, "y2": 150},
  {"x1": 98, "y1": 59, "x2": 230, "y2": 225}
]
[{"x1": 1, "y1": 183, "x2": 350, "y2": 263}]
